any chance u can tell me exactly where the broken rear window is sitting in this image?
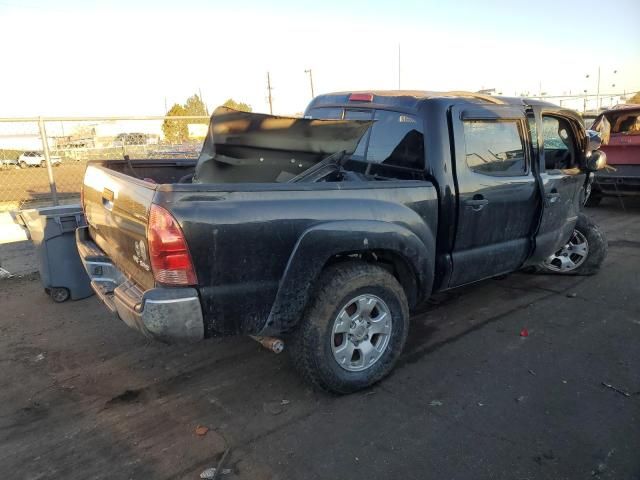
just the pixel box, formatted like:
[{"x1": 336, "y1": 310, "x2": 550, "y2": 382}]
[
  {"x1": 611, "y1": 113, "x2": 640, "y2": 134},
  {"x1": 307, "y1": 107, "x2": 426, "y2": 177}
]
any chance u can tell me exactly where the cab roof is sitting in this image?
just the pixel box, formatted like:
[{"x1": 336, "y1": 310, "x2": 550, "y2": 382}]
[{"x1": 307, "y1": 90, "x2": 557, "y2": 111}]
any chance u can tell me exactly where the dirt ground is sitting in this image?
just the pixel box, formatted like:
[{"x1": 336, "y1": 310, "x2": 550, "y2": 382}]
[
  {"x1": 0, "y1": 199, "x2": 639, "y2": 480},
  {"x1": 0, "y1": 162, "x2": 85, "y2": 208}
]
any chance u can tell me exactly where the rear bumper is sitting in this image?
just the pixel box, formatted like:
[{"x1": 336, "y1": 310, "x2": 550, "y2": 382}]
[
  {"x1": 75, "y1": 226, "x2": 204, "y2": 343},
  {"x1": 593, "y1": 165, "x2": 640, "y2": 196}
]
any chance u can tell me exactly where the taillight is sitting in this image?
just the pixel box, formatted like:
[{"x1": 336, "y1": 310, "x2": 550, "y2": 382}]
[{"x1": 147, "y1": 204, "x2": 198, "y2": 286}]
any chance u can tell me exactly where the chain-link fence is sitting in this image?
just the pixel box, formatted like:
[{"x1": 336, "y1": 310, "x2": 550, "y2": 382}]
[
  {"x1": 0, "y1": 116, "x2": 209, "y2": 212},
  {"x1": 2, "y1": 90, "x2": 637, "y2": 212}
]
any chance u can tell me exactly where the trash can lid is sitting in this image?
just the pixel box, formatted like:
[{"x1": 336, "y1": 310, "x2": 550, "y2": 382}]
[
  {"x1": 18, "y1": 204, "x2": 81, "y2": 221},
  {"x1": 16, "y1": 204, "x2": 83, "y2": 236}
]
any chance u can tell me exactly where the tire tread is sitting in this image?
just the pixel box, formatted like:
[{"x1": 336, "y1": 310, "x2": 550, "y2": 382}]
[{"x1": 288, "y1": 261, "x2": 408, "y2": 394}]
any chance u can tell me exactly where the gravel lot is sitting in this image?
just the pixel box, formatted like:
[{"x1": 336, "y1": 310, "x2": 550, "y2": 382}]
[{"x1": 0, "y1": 199, "x2": 638, "y2": 480}]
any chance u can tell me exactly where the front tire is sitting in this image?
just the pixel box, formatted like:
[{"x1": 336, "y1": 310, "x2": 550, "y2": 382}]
[
  {"x1": 288, "y1": 261, "x2": 409, "y2": 394},
  {"x1": 539, "y1": 213, "x2": 607, "y2": 275}
]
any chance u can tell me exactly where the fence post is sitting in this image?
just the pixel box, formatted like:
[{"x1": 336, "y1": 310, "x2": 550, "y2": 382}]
[{"x1": 37, "y1": 116, "x2": 58, "y2": 206}]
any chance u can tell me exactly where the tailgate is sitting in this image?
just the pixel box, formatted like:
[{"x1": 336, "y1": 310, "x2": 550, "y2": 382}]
[{"x1": 83, "y1": 164, "x2": 156, "y2": 290}]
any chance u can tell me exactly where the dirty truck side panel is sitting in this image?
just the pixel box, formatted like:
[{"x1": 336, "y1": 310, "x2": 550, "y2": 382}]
[
  {"x1": 156, "y1": 183, "x2": 438, "y2": 337},
  {"x1": 448, "y1": 104, "x2": 539, "y2": 286},
  {"x1": 528, "y1": 108, "x2": 588, "y2": 264},
  {"x1": 265, "y1": 218, "x2": 436, "y2": 335}
]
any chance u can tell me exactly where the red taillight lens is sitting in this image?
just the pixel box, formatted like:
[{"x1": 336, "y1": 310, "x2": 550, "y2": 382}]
[
  {"x1": 349, "y1": 93, "x2": 374, "y2": 102},
  {"x1": 147, "y1": 204, "x2": 197, "y2": 286}
]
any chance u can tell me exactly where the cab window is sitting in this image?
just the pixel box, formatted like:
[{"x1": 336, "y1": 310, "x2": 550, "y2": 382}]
[
  {"x1": 463, "y1": 120, "x2": 527, "y2": 176},
  {"x1": 344, "y1": 110, "x2": 374, "y2": 161},
  {"x1": 308, "y1": 107, "x2": 426, "y2": 177},
  {"x1": 540, "y1": 116, "x2": 578, "y2": 170},
  {"x1": 366, "y1": 110, "x2": 424, "y2": 171},
  {"x1": 305, "y1": 107, "x2": 342, "y2": 120}
]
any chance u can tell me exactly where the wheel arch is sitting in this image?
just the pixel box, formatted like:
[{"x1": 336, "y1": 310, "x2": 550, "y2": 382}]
[{"x1": 261, "y1": 220, "x2": 435, "y2": 335}]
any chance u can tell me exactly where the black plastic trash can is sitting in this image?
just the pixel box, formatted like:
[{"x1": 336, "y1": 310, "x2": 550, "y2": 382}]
[{"x1": 17, "y1": 205, "x2": 94, "y2": 302}]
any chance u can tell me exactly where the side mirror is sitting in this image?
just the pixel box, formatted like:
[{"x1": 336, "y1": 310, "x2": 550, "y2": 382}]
[
  {"x1": 586, "y1": 149, "x2": 607, "y2": 171},
  {"x1": 586, "y1": 130, "x2": 602, "y2": 151}
]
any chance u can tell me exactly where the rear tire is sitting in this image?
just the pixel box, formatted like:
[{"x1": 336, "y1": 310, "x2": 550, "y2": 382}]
[
  {"x1": 537, "y1": 213, "x2": 607, "y2": 275},
  {"x1": 288, "y1": 261, "x2": 409, "y2": 394},
  {"x1": 19, "y1": 161, "x2": 27, "y2": 169}
]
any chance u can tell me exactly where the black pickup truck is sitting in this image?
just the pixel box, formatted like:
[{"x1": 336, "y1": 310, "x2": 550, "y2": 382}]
[{"x1": 77, "y1": 91, "x2": 608, "y2": 393}]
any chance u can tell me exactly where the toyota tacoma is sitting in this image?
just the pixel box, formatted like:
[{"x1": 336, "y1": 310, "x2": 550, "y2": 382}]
[{"x1": 77, "y1": 91, "x2": 608, "y2": 393}]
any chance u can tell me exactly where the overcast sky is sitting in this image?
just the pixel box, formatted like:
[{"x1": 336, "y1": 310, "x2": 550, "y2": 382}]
[{"x1": 1, "y1": 0, "x2": 639, "y2": 116}]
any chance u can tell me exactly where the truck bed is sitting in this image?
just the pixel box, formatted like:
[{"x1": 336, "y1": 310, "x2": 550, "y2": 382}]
[
  {"x1": 91, "y1": 158, "x2": 197, "y2": 184},
  {"x1": 82, "y1": 159, "x2": 438, "y2": 337}
]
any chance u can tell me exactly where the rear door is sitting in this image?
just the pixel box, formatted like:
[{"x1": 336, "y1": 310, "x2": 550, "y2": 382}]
[
  {"x1": 449, "y1": 105, "x2": 538, "y2": 286},
  {"x1": 528, "y1": 110, "x2": 587, "y2": 264}
]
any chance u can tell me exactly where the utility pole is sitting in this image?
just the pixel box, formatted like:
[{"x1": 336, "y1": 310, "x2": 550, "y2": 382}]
[
  {"x1": 398, "y1": 44, "x2": 401, "y2": 89},
  {"x1": 596, "y1": 66, "x2": 601, "y2": 111},
  {"x1": 586, "y1": 66, "x2": 617, "y2": 112},
  {"x1": 267, "y1": 72, "x2": 274, "y2": 115},
  {"x1": 304, "y1": 69, "x2": 315, "y2": 99},
  {"x1": 199, "y1": 87, "x2": 209, "y2": 115},
  {"x1": 38, "y1": 117, "x2": 58, "y2": 206}
]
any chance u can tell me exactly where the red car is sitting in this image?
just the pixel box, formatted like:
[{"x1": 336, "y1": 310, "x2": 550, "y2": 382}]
[{"x1": 588, "y1": 104, "x2": 640, "y2": 205}]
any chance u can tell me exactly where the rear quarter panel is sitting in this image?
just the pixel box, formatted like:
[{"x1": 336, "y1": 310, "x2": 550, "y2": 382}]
[{"x1": 155, "y1": 182, "x2": 438, "y2": 337}]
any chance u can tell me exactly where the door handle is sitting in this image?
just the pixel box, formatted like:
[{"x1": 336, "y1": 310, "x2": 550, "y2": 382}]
[
  {"x1": 465, "y1": 196, "x2": 489, "y2": 211},
  {"x1": 102, "y1": 188, "x2": 114, "y2": 211}
]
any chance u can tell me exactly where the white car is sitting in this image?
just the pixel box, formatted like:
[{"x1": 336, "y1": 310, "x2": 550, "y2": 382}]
[
  {"x1": 18, "y1": 151, "x2": 62, "y2": 168},
  {"x1": 1, "y1": 158, "x2": 18, "y2": 169}
]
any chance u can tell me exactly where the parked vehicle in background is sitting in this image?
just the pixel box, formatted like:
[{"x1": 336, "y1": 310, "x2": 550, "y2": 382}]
[
  {"x1": 77, "y1": 92, "x2": 608, "y2": 393},
  {"x1": 114, "y1": 132, "x2": 148, "y2": 146},
  {"x1": 587, "y1": 104, "x2": 640, "y2": 205},
  {"x1": 18, "y1": 151, "x2": 62, "y2": 168},
  {"x1": 1, "y1": 157, "x2": 18, "y2": 169},
  {"x1": 582, "y1": 112, "x2": 598, "y2": 129}
]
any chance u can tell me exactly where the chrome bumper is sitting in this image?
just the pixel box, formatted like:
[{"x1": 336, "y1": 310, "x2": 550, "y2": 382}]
[{"x1": 75, "y1": 226, "x2": 204, "y2": 343}]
